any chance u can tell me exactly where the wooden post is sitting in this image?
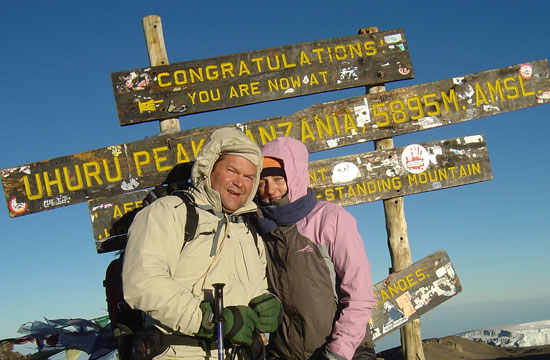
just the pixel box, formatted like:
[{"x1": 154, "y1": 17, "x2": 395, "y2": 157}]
[
  {"x1": 142, "y1": 15, "x2": 180, "y2": 133},
  {"x1": 359, "y1": 27, "x2": 425, "y2": 360}
]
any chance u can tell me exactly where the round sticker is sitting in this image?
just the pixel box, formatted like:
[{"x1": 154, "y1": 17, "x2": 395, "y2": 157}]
[
  {"x1": 398, "y1": 67, "x2": 411, "y2": 75},
  {"x1": 9, "y1": 197, "x2": 27, "y2": 215},
  {"x1": 519, "y1": 64, "x2": 533, "y2": 80},
  {"x1": 401, "y1": 144, "x2": 429, "y2": 174}
]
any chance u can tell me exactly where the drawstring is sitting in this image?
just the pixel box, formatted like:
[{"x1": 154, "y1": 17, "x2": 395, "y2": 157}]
[
  {"x1": 191, "y1": 205, "x2": 249, "y2": 296},
  {"x1": 210, "y1": 214, "x2": 244, "y2": 256},
  {"x1": 195, "y1": 204, "x2": 244, "y2": 257},
  {"x1": 210, "y1": 217, "x2": 226, "y2": 256}
]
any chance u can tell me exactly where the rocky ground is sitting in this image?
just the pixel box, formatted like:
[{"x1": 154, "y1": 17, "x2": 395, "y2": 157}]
[{"x1": 377, "y1": 336, "x2": 550, "y2": 359}]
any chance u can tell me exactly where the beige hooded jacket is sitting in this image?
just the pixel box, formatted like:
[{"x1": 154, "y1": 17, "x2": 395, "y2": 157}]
[{"x1": 122, "y1": 128, "x2": 267, "y2": 357}]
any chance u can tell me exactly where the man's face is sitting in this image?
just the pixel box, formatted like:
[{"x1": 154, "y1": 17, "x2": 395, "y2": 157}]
[
  {"x1": 210, "y1": 154, "x2": 257, "y2": 213},
  {"x1": 257, "y1": 175, "x2": 288, "y2": 203}
]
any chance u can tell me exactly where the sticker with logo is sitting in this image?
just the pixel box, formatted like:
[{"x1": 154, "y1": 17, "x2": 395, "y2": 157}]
[
  {"x1": 519, "y1": 64, "x2": 533, "y2": 80},
  {"x1": 9, "y1": 197, "x2": 27, "y2": 215},
  {"x1": 401, "y1": 144, "x2": 429, "y2": 174}
]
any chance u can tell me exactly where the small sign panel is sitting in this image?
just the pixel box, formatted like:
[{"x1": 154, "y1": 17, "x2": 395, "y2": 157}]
[{"x1": 370, "y1": 250, "x2": 462, "y2": 341}]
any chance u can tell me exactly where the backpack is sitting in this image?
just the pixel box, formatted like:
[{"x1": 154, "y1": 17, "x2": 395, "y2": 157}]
[
  {"x1": 103, "y1": 182, "x2": 200, "y2": 357},
  {"x1": 103, "y1": 179, "x2": 259, "y2": 359}
]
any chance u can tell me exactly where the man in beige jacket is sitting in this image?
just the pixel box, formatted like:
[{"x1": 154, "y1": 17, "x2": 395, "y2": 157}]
[{"x1": 123, "y1": 128, "x2": 281, "y2": 359}]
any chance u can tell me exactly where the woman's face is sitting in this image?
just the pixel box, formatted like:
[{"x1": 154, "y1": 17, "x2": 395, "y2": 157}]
[{"x1": 257, "y1": 175, "x2": 288, "y2": 203}]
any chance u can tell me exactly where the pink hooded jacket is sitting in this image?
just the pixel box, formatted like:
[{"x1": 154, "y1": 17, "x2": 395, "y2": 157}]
[{"x1": 260, "y1": 137, "x2": 376, "y2": 360}]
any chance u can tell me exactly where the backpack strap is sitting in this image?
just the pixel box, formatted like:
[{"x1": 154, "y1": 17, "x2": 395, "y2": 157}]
[
  {"x1": 243, "y1": 213, "x2": 260, "y2": 256},
  {"x1": 183, "y1": 200, "x2": 198, "y2": 248},
  {"x1": 171, "y1": 190, "x2": 199, "y2": 251},
  {"x1": 249, "y1": 221, "x2": 259, "y2": 255}
]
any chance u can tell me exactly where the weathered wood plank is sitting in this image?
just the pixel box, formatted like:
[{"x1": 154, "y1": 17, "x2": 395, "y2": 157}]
[
  {"x1": 370, "y1": 249, "x2": 461, "y2": 342},
  {"x1": 112, "y1": 29, "x2": 413, "y2": 125},
  {"x1": 3, "y1": 59, "x2": 541, "y2": 217},
  {"x1": 309, "y1": 134, "x2": 492, "y2": 206},
  {"x1": 89, "y1": 135, "x2": 491, "y2": 253},
  {"x1": 90, "y1": 189, "x2": 148, "y2": 253}
]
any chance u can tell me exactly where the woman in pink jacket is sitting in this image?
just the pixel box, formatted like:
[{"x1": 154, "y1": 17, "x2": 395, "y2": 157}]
[{"x1": 253, "y1": 137, "x2": 377, "y2": 360}]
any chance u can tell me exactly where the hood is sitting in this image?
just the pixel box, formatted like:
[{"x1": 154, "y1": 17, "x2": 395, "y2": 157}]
[
  {"x1": 261, "y1": 137, "x2": 309, "y2": 202},
  {"x1": 191, "y1": 127, "x2": 262, "y2": 215}
]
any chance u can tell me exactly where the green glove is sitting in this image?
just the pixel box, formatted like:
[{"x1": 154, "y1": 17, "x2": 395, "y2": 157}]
[
  {"x1": 248, "y1": 293, "x2": 282, "y2": 333},
  {"x1": 222, "y1": 306, "x2": 259, "y2": 345},
  {"x1": 196, "y1": 301, "x2": 215, "y2": 338}
]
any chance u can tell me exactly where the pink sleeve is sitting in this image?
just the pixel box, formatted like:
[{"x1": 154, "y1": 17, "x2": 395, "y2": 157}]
[{"x1": 325, "y1": 208, "x2": 377, "y2": 360}]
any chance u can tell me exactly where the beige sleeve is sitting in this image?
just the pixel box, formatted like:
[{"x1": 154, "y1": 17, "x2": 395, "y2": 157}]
[{"x1": 122, "y1": 196, "x2": 203, "y2": 335}]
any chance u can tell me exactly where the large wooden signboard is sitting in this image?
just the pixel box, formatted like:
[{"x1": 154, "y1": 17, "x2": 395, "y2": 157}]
[
  {"x1": 112, "y1": 29, "x2": 413, "y2": 125},
  {"x1": 370, "y1": 249, "x2": 461, "y2": 342},
  {"x1": 3, "y1": 60, "x2": 544, "y2": 217},
  {"x1": 89, "y1": 134, "x2": 491, "y2": 253}
]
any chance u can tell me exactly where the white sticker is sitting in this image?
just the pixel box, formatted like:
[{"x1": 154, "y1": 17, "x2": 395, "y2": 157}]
[
  {"x1": 353, "y1": 98, "x2": 371, "y2": 126},
  {"x1": 436, "y1": 263, "x2": 456, "y2": 278},
  {"x1": 519, "y1": 64, "x2": 533, "y2": 79},
  {"x1": 453, "y1": 77, "x2": 465, "y2": 85},
  {"x1": 401, "y1": 144, "x2": 429, "y2": 174},
  {"x1": 337, "y1": 63, "x2": 358, "y2": 84},
  {"x1": 9, "y1": 197, "x2": 27, "y2": 214},
  {"x1": 537, "y1": 90, "x2": 550, "y2": 103},
  {"x1": 463, "y1": 135, "x2": 483, "y2": 144},
  {"x1": 384, "y1": 34, "x2": 402, "y2": 44},
  {"x1": 108, "y1": 145, "x2": 122, "y2": 157},
  {"x1": 121, "y1": 178, "x2": 139, "y2": 190},
  {"x1": 331, "y1": 162, "x2": 359, "y2": 183},
  {"x1": 398, "y1": 67, "x2": 411, "y2": 75}
]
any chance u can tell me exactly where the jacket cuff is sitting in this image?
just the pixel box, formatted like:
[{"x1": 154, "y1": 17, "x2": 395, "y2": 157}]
[{"x1": 323, "y1": 346, "x2": 347, "y2": 360}]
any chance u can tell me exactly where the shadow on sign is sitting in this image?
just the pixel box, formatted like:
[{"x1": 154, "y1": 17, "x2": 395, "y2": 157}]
[{"x1": 93, "y1": 162, "x2": 195, "y2": 253}]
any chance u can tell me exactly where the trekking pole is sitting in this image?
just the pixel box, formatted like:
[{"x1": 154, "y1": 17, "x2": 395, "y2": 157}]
[
  {"x1": 213, "y1": 283, "x2": 225, "y2": 360},
  {"x1": 229, "y1": 344, "x2": 238, "y2": 360}
]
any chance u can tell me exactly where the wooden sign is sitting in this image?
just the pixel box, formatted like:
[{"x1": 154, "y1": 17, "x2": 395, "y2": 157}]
[
  {"x1": 309, "y1": 134, "x2": 492, "y2": 206},
  {"x1": 4, "y1": 59, "x2": 543, "y2": 217},
  {"x1": 90, "y1": 134, "x2": 491, "y2": 253},
  {"x1": 370, "y1": 249, "x2": 461, "y2": 342},
  {"x1": 90, "y1": 188, "x2": 149, "y2": 253},
  {"x1": 112, "y1": 29, "x2": 414, "y2": 125}
]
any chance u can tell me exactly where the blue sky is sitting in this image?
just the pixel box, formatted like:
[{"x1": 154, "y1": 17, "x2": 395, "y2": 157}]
[{"x1": 1, "y1": 0, "x2": 549, "y2": 353}]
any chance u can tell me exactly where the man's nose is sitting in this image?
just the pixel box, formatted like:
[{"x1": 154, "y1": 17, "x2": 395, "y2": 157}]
[{"x1": 233, "y1": 175, "x2": 244, "y2": 188}]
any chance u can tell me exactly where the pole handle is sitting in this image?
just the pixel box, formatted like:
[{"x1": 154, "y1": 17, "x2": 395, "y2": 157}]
[
  {"x1": 212, "y1": 283, "x2": 226, "y2": 360},
  {"x1": 213, "y1": 283, "x2": 225, "y2": 322}
]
